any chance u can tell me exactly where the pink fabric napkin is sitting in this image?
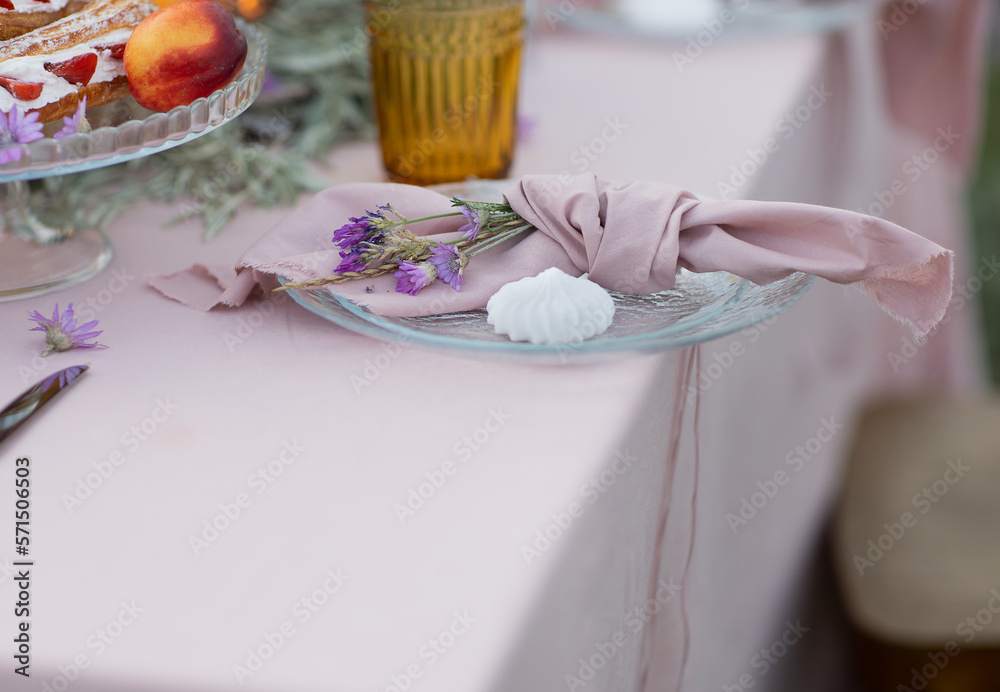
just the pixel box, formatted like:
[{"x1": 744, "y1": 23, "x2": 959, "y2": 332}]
[{"x1": 149, "y1": 173, "x2": 953, "y2": 338}]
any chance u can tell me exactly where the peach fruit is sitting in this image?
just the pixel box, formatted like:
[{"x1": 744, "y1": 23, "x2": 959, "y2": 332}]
[{"x1": 123, "y1": 0, "x2": 247, "y2": 112}]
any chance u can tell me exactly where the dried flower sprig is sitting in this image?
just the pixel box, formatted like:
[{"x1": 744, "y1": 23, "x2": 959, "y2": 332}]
[{"x1": 275, "y1": 198, "x2": 534, "y2": 296}]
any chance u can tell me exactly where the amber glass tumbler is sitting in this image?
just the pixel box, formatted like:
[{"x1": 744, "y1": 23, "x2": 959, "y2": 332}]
[{"x1": 365, "y1": 0, "x2": 524, "y2": 186}]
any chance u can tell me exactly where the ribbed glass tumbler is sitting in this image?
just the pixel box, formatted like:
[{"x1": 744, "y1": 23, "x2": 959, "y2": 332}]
[{"x1": 365, "y1": 0, "x2": 525, "y2": 186}]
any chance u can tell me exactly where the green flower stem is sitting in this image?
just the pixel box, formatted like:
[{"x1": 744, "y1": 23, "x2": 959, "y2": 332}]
[
  {"x1": 447, "y1": 223, "x2": 521, "y2": 250},
  {"x1": 468, "y1": 223, "x2": 534, "y2": 255},
  {"x1": 393, "y1": 211, "x2": 463, "y2": 226},
  {"x1": 392, "y1": 208, "x2": 519, "y2": 230},
  {"x1": 455, "y1": 198, "x2": 511, "y2": 208}
]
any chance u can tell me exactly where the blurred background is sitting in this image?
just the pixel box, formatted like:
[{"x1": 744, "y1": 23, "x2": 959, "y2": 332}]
[{"x1": 969, "y1": 12, "x2": 1000, "y2": 387}]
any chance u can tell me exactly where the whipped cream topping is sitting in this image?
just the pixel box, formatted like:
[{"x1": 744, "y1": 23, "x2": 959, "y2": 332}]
[
  {"x1": 0, "y1": 26, "x2": 131, "y2": 111},
  {"x1": 486, "y1": 268, "x2": 616, "y2": 345},
  {"x1": 5, "y1": 0, "x2": 71, "y2": 13}
]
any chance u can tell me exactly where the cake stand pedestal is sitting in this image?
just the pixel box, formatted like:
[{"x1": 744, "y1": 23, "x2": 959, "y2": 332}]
[{"x1": 0, "y1": 180, "x2": 112, "y2": 301}]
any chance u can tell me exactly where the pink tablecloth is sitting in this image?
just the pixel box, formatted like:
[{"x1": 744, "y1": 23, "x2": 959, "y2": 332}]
[{"x1": 0, "y1": 8, "x2": 986, "y2": 692}]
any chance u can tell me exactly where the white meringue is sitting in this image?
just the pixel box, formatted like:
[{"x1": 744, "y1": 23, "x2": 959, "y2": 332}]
[{"x1": 486, "y1": 268, "x2": 615, "y2": 344}]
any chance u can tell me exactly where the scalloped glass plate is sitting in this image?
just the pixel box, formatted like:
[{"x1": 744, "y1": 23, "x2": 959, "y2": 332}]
[
  {"x1": 279, "y1": 180, "x2": 814, "y2": 363},
  {"x1": 0, "y1": 17, "x2": 267, "y2": 182}
]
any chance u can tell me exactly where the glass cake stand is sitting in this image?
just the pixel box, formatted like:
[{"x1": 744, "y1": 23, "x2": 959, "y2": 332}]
[{"x1": 0, "y1": 18, "x2": 267, "y2": 302}]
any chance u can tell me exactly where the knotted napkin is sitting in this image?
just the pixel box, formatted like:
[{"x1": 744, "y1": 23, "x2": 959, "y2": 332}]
[{"x1": 149, "y1": 173, "x2": 954, "y2": 338}]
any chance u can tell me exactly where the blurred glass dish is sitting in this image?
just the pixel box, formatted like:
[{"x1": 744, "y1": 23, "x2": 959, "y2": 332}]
[{"x1": 554, "y1": 0, "x2": 873, "y2": 38}]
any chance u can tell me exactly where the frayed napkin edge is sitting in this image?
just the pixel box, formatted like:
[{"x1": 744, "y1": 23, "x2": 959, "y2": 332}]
[
  {"x1": 850, "y1": 249, "x2": 955, "y2": 343},
  {"x1": 146, "y1": 263, "x2": 238, "y2": 311}
]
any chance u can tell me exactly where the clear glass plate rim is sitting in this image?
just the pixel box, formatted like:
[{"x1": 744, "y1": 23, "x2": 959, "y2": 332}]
[
  {"x1": 308, "y1": 272, "x2": 748, "y2": 348},
  {"x1": 280, "y1": 271, "x2": 815, "y2": 358}
]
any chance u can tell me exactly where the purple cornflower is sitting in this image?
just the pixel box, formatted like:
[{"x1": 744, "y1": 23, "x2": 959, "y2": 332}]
[
  {"x1": 28, "y1": 302, "x2": 106, "y2": 356},
  {"x1": 429, "y1": 244, "x2": 465, "y2": 292},
  {"x1": 456, "y1": 205, "x2": 484, "y2": 242},
  {"x1": 53, "y1": 96, "x2": 90, "y2": 140},
  {"x1": 0, "y1": 106, "x2": 43, "y2": 164},
  {"x1": 394, "y1": 260, "x2": 437, "y2": 296}
]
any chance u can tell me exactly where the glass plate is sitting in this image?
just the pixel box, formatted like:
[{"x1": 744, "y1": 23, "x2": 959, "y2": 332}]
[
  {"x1": 0, "y1": 17, "x2": 267, "y2": 182},
  {"x1": 278, "y1": 179, "x2": 814, "y2": 363},
  {"x1": 281, "y1": 270, "x2": 813, "y2": 364}
]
